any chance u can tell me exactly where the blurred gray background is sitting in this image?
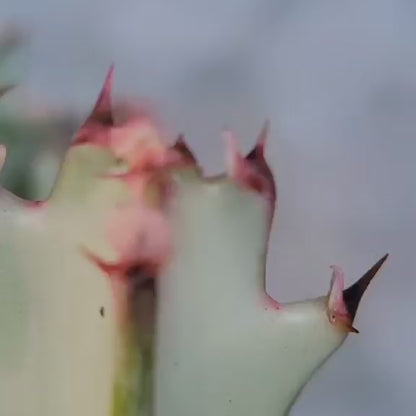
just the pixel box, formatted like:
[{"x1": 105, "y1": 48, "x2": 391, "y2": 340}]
[{"x1": 1, "y1": 0, "x2": 414, "y2": 414}]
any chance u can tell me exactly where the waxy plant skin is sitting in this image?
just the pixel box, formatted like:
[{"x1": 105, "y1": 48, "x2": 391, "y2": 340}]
[{"x1": 0, "y1": 67, "x2": 388, "y2": 416}]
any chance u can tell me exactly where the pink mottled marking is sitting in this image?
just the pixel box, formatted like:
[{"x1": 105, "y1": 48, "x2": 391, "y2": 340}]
[
  {"x1": 107, "y1": 202, "x2": 171, "y2": 269},
  {"x1": 328, "y1": 265, "x2": 348, "y2": 317},
  {"x1": 327, "y1": 265, "x2": 358, "y2": 333}
]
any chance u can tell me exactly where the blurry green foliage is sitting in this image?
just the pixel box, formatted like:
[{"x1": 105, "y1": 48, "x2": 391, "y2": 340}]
[{"x1": 0, "y1": 24, "x2": 76, "y2": 200}]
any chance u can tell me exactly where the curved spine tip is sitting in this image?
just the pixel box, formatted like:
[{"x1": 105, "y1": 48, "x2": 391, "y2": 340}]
[
  {"x1": 245, "y1": 120, "x2": 270, "y2": 161},
  {"x1": 90, "y1": 65, "x2": 114, "y2": 124},
  {"x1": 343, "y1": 253, "x2": 389, "y2": 321},
  {"x1": 222, "y1": 128, "x2": 276, "y2": 218},
  {"x1": 71, "y1": 66, "x2": 115, "y2": 146}
]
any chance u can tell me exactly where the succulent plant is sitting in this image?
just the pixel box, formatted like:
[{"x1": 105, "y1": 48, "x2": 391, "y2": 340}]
[{"x1": 0, "y1": 66, "x2": 388, "y2": 416}]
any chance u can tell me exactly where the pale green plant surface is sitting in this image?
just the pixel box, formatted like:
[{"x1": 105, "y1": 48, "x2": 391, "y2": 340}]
[{"x1": 0, "y1": 65, "x2": 388, "y2": 416}]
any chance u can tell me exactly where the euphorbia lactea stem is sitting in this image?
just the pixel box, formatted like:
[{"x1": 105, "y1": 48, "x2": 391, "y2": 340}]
[{"x1": 0, "y1": 67, "x2": 388, "y2": 416}]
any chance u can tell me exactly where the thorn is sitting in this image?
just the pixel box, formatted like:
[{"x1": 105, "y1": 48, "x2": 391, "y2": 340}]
[
  {"x1": 245, "y1": 121, "x2": 276, "y2": 221},
  {"x1": 246, "y1": 119, "x2": 270, "y2": 161},
  {"x1": 72, "y1": 66, "x2": 115, "y2": 147},
  {"x1": 223, "y1": 128, "x2": 276, "y2": 220},
  {"x1": 327, "y1": 264, "x2": 360, "y2": 334},
  {"x1": 257, "y1": 119, "x2": 270, "y2": 152},
  {"x1": 90, "y1": 65, "x2": 114, "y2": 125},
  {"x1": 343, "y1": 254, "x2": 389, "y2": 321},
  {"x1": 171, "y1": 134, "x2": 197, "y2": 164}
]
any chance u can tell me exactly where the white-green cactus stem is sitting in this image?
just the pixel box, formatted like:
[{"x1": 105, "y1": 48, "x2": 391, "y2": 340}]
[
  {"x1": 0, "y1": 66, "x2": 388, "y2": 416},
  {"x1": 155, "y1": 168, "x2": 387, "y2": 416}
]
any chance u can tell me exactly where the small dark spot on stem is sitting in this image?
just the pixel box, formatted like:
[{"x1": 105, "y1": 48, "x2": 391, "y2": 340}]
[{"x1": 100, "y1": 306, "x2": 105, "y2": 317}]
